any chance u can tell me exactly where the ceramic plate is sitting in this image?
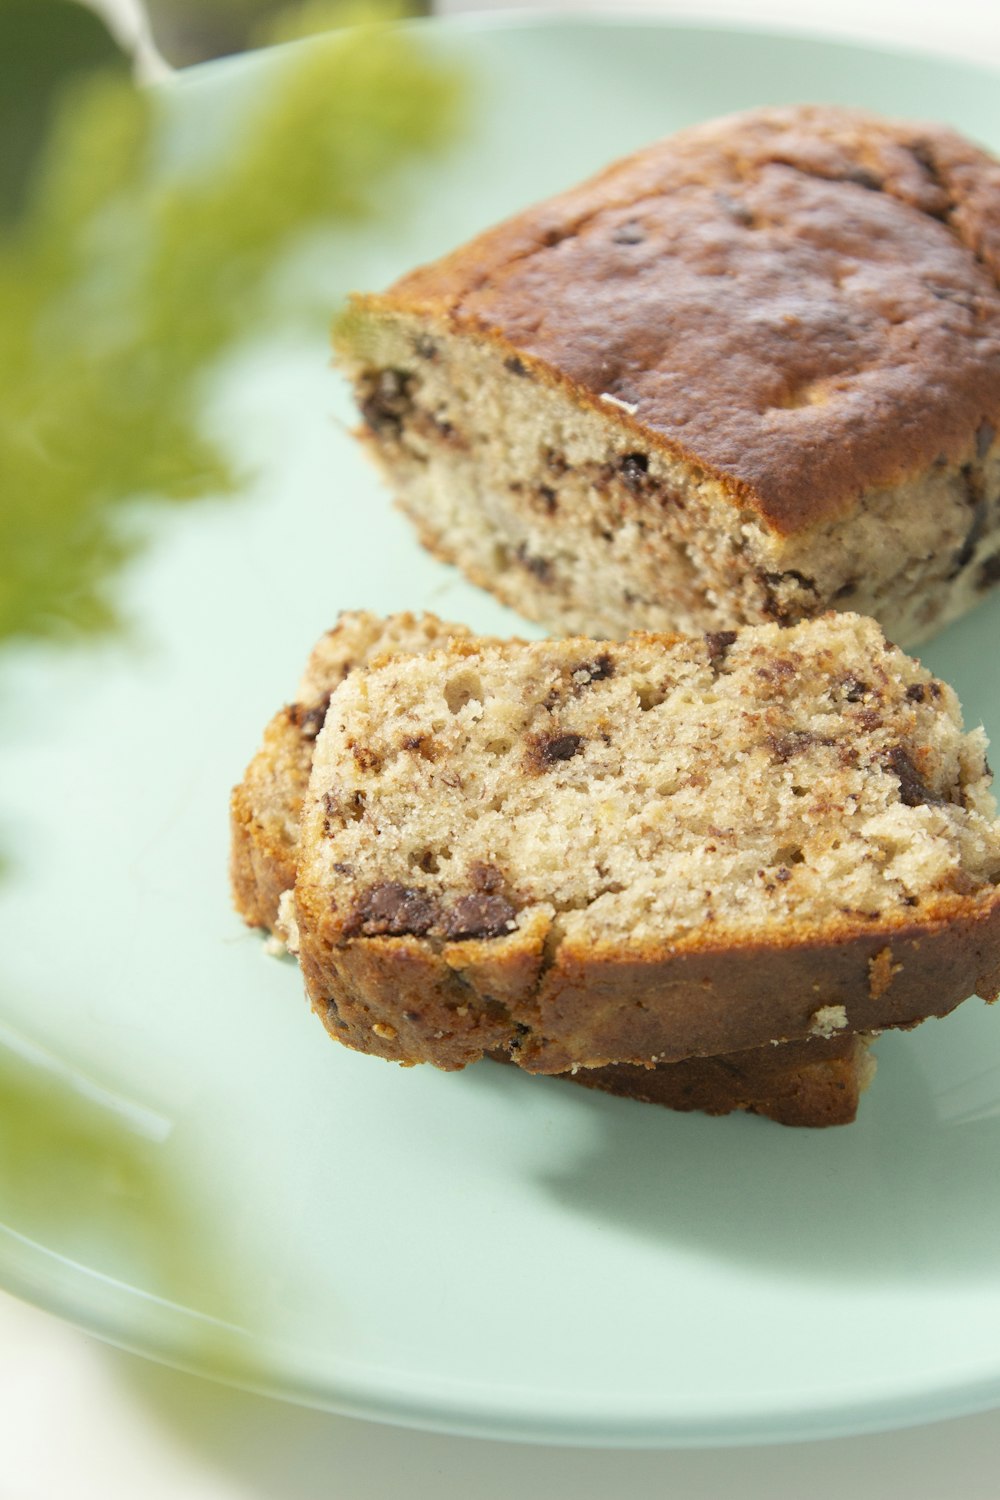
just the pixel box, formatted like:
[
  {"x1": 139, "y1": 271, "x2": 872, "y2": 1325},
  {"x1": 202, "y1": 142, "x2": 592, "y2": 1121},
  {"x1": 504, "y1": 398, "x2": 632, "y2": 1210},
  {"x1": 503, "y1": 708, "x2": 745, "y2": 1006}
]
[{"x1": 3, "y1": 14, "x2": 1000, "y2": 1448}]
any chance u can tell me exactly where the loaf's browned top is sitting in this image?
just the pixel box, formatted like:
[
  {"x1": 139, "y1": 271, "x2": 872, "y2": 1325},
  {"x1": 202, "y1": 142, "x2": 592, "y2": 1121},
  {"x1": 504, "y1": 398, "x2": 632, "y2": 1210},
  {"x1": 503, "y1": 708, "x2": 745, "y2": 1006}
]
[{"x1": 368, "y1": 105, "x2": 1000, "y2": 533}]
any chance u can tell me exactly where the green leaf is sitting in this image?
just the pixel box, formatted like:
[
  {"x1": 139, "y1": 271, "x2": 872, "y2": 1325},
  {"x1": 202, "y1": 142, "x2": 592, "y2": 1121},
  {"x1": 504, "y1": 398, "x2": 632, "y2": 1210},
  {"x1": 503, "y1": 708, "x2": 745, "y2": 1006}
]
[{"x1": 0, "y1": 9, "x2": 463, "y2": 647}]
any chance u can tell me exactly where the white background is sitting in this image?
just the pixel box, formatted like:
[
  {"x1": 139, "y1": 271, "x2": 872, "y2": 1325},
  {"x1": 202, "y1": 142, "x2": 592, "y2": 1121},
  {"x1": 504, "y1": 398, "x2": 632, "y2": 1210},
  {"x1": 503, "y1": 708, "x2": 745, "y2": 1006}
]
[{"x1": 5, "y1": 2, "x2": 1000, "y2": 1496}]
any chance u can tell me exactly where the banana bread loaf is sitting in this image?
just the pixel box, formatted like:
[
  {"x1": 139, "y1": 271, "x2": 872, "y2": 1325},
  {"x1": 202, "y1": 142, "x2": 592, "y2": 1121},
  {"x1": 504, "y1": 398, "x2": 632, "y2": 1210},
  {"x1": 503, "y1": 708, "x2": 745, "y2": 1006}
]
[
  {"x1": 335, "y1": 105, "x2": 1000, "y2": 646},
  {"x1": 294, "y1": 613, "x2": 1000, "y2": 1073}
]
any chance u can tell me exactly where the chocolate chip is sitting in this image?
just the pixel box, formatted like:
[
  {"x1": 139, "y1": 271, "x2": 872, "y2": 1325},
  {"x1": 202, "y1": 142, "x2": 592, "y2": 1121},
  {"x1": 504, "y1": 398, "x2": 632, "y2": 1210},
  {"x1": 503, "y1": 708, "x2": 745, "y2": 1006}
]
[
  {"x1": 332, "y1": 861, "x2": 353, "y2": 875},
  {"x1": 323, "y1": 788, "x2": 366, "y2": 825},
  {"x1": 905, "y1": 683, "x2": 928, "y2": 704},
  {"x1": 948, "y1": 470, "x2": 988, "y2": 577},
  {"x1": 705, "y1": 630, "x2": 737, "y2": 670},
  {"x1": 619, "y1": 452, "x2": 649, "y2": 492},
  {"x1": 359, "y1": 368, "x2": 414, "y2": 438},
  {"x1": 293, "y1": 693, "x2": 332, "y2": 740},
  {"x1": 977, "y1": 420, "x2": 995, "y2": 460},
  {"x1": 573, "y1": 654, "x2": 615, "y2": 685},
  {"x1": 755, "y1": 656, "x2": 798, "y2": 686},
  {"x1": 441, "y1": 893, "x2": 518, "y2": 941},
  {"x1": 425, "y1": 413, "x2": 459, "y2": 445},
  {"x1": 540, "y1": 732, "x2": 584, "y2": 764},
  {"x1": 508, "y1": 1022, "x2": 530, "y2": 1053},
  {"x1": 758, "y1": 569, "x2": 818, "y2": 623},
  {"x1": 537, "y1": 484, "x2": 558, "y2": 514},
  {"x1": 513, "y1": 543, "x2": 552, "y2": 581},
  {"x1": 949, "y1": 502, "x2": 988, "y2": 576},
  {"x1": 470, "y1": 861, "x2": 505, "y2": 893},
  {"x1": 504, "y1": 355, "x2": 531, "y2": 377},
  {"x1": 612, "y1": 219, "x2": 645, "y2": 245},
  {"x1": 766, "y1": 729, "x2": 817, "y2": 763},
  {"x1": 841, "y1": 676, "x2": 869, "y2": 703},
  {"x1": 346, "y1": 882, "x2": 438, "y2": 938},
  {"x1": 882, "y1": 746, "x2": 944, "y2": 807}
]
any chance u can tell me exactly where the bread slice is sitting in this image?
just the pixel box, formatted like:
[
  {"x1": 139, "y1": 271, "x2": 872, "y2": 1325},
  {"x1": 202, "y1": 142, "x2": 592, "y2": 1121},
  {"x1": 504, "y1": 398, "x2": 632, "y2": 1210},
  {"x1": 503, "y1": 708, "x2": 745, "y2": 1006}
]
[
  {"x1": 335, "y1": 104, "x2": 1000, "y2": 647},
  {"x1": 490, "y1": 1033, "x2": 874, "y2": 1130},
  {"x1": 231, "y1": 611, "x2": 476, "y2": 931},
  {"x1": 294, "y1": 613, "x2": 1000, "y2": 1076},
  {"x1": 230, "y1": 610, "x2": 876, "y2": 1125}
]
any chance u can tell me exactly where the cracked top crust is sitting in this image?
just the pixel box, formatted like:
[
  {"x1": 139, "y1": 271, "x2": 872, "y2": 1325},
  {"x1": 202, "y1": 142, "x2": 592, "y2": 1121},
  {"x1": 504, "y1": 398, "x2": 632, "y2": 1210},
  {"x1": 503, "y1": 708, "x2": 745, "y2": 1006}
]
[{"x1": 362, "y1": 105, "x2": 1000, "y2": 534}]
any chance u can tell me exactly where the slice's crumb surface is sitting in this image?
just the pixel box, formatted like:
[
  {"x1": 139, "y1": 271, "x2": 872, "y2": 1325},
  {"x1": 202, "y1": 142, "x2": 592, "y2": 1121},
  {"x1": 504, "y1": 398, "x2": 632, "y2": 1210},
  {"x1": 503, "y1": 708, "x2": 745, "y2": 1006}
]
[{"x1": 295, "y1": 613, "x2": 1000, "y2": 1073}]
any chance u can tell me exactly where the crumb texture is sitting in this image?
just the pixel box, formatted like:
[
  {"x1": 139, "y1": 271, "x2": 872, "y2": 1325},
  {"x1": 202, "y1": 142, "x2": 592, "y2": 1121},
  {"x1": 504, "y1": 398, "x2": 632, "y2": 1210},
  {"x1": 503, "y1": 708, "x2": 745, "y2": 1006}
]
[{"x1": 304, "y1": 615, "x2": 998, "y2": 944}]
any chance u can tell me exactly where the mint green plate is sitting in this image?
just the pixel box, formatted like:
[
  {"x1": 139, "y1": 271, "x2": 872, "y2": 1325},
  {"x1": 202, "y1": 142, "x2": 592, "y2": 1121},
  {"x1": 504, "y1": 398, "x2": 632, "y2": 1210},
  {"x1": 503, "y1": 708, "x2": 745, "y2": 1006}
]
[{"x1": 3, "y1": 14, "x2": 1000, "y2": 1448}]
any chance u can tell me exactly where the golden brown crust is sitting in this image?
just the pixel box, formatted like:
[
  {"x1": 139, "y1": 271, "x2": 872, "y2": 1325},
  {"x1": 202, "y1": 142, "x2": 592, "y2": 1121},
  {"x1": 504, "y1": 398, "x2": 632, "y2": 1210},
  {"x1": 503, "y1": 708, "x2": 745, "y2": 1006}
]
[
  {"x1": 360, "y1": 104, "x2": 1000, "y2": 534},
  {"x1": 294, "y1": 890, "x2": 1000, "y2": 1072},
  {"x1": 296, "y1": 909, "x2": 551, "y2": 1071},
  {"x1": 230, "y1": 704, "x2": 315, "y2": 931},
  {"x1": 510, "y1": 1033, "x2": 872, "y2": 1128},
  {"x1": 518, "y1": 900, "x2": 1000, "y2": 1071}
]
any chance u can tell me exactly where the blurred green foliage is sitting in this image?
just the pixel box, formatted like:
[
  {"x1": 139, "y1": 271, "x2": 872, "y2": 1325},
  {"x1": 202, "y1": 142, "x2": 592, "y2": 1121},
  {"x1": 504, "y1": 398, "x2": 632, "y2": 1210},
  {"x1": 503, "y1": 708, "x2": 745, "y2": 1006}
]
[
  {"x1": 0, "y1": 0, "x2": 461, "y2": 1325},
  {"x1": 0, "y1": 0, "x2": 461, "y2": 646},
  {"x1": 0, "y1": 1034, "x2": 278, "y2": 1372},
  {"x1": 0, "y1": 0, "x2": 130, "y2": 225}
]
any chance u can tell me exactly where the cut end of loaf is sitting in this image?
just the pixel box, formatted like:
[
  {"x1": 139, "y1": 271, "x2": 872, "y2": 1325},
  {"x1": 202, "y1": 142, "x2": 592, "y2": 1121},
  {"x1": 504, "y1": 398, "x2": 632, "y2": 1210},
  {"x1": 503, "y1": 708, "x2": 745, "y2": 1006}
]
[
  {"x1": 337, "y1": 303, "x2": 1000, "y2": 648},
  {"x1": 303, "y1": 613, "x2": 999, "y2": 949}
]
